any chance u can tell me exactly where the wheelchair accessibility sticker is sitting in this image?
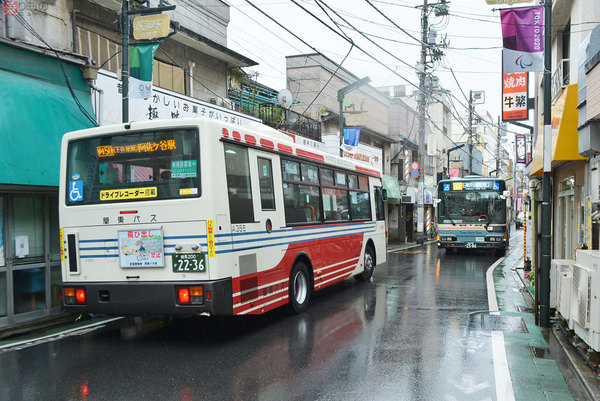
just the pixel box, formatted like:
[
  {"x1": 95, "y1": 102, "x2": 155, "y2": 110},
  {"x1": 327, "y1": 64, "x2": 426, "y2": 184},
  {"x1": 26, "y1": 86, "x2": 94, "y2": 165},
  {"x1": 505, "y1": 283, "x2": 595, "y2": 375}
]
[
  {"x1": 492, "y1": 182, "x2": 500, "y2": 191},
  {"x1": 69, "y1": 181, "x2": 84, "y2": 202},
  {"x1": 443, "y1": 183, "x2": 451, "y2": 192}
]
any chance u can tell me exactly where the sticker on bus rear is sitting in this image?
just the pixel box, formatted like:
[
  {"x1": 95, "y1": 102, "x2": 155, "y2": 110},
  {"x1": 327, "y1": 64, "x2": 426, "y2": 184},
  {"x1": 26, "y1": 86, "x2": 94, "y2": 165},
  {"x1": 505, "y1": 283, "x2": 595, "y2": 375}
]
[
  {"x1": 69, "y1": 181, "x2": 84, "y2": 202},
  {"x1": 179, "y1": 188, "x2": 198, "y2": 196},
  {"x1": 207, "y1": 220, "x2": 216, "y2": 257},
  {"x1": 100, "y1": 187, "x2": 157, "y2": 201},
  {"x1": 171, "y1": 160, "x2": 197, "y2": 178}
]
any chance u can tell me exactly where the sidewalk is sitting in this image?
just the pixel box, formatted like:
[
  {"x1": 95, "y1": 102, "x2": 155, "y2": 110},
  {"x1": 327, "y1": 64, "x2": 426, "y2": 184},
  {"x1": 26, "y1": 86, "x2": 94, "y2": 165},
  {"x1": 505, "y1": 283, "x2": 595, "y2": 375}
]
[{"x1": 491, "y1": 234, "x2": 600, "y2": 401}]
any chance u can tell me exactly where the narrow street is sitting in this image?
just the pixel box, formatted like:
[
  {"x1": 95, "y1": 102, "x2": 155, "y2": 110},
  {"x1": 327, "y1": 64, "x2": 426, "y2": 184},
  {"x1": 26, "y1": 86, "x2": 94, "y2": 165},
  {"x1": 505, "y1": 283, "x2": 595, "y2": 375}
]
[{"x1": 2, "y1": 230, "x2": 580, "y2": 401}]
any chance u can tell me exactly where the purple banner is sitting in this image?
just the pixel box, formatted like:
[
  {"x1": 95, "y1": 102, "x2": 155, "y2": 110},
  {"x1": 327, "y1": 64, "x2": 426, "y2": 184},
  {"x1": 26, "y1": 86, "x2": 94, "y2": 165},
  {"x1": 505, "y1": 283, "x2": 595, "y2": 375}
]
[{"x1": 500, "y1": 6, "x2": 544, "y2": 73}]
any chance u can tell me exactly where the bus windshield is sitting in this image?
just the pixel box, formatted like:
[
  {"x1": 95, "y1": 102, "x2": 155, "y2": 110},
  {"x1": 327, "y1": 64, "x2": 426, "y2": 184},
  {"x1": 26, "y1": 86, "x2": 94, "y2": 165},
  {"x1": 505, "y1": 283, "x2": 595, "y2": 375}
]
[
  {"x1": 66, "y1": 128, "x2": 200, "y2": 205},
  {"x1": 438, "y1": 191, "x2": 505, "y2": 224}
]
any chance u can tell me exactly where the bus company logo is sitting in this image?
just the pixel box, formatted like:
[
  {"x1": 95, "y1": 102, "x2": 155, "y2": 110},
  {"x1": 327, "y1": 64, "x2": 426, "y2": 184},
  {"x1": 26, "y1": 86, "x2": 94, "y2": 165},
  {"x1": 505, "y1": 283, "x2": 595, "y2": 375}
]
[{"x1": 1, "y1": 1, "x2": 48, "y2": 15}]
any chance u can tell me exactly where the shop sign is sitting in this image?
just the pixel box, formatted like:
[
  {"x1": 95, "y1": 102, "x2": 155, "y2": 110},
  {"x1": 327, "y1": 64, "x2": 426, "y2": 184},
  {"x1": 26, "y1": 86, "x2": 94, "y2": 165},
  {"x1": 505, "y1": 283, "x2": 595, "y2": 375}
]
[
  {"x1": 502, "y1": 72, "x2": 528, "y2": 121},
  {"x1": 94, "y1": 70, "x2": 259, "y2": 126},
  {"x1": 133, "y1": 14, "x2": 170, "y2": 40}
]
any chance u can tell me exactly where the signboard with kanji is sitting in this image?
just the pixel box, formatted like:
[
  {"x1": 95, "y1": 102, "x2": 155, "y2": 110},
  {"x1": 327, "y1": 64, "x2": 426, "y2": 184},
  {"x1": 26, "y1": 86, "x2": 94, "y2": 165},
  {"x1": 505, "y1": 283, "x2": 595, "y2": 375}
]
[{"x1": 502, "y1": 71, "x2": 528, "y2": 121}]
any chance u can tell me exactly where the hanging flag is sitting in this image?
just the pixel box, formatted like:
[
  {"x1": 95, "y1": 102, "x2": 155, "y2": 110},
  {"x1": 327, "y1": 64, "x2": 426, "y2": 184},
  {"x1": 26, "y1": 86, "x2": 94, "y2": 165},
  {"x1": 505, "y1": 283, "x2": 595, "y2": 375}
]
[
  {"x1": 340, "y1": 127, "x2": 361, "y2": 154},
  {"x1": 500, "y1": 6, "x2": 544, "y2": 73},
  {"x1": 129, "y1": 43, "x2": 159, "y2": 99}
]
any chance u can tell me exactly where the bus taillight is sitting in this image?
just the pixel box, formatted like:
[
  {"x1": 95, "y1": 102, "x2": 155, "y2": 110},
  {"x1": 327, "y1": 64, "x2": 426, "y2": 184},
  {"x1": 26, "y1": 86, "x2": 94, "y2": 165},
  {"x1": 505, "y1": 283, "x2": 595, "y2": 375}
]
[
  {"x1": 178, "y1": 288, "x2": 190, "y2": 304},
  {"x1": 64, "y1": 287, "x2": 86, "y2": 305},
  {"x1": 177, "y1": 286, "x2": 204, "y2": 305},
  {"x1": 76, "y1": 288, "x2": 86, "y2": 304}
]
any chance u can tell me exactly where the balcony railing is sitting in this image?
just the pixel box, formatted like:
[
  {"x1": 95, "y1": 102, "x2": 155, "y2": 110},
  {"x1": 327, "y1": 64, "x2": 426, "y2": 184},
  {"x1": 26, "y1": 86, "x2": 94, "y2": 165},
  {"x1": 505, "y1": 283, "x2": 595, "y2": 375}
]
[{"x1": 552, "y1": 58, "x2": 570, "y2": 101}]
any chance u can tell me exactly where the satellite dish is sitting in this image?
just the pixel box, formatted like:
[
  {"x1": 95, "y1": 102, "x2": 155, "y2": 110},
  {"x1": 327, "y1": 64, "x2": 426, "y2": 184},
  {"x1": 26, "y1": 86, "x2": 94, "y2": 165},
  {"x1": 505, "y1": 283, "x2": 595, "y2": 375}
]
[{"x1": 278, "y1": 89, "x2": 293, "y2": 109}]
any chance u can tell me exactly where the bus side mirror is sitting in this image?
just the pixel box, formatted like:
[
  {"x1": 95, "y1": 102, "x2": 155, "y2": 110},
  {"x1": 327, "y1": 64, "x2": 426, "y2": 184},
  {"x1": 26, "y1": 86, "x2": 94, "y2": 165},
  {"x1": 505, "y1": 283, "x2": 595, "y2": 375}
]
[
  {"x1": 503, "y1": 190, "x2": 510, "y2": 197},
  {"x1": 382, "y1": 189, "x2": 389, "y2": 201}
]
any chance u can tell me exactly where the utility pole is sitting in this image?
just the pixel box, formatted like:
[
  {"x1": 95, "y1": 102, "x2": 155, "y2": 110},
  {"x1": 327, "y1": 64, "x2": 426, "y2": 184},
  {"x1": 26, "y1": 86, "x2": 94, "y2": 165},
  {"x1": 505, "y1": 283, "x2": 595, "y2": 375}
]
[
  {"x1": 539, "y1": 0, "x2": 552, "y2": 328},
  {"x1": 416, "y1": 0, "x2": 428, "y2": 245},
  {"x1": 468, "y1": 90, "x2": 474, "y2": 175},
  {"x1": 121, "y1": 0, "x2": 129, "y2": 123}
]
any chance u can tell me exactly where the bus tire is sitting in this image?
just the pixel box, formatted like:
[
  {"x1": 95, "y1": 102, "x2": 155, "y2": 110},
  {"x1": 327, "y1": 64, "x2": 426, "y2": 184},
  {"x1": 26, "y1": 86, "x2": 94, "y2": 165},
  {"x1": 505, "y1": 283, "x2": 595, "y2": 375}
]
[
  {"x1": 355, "y1": 245, "x2": 375, "y2": 282},
  {"x1": 289, "y1": 261, "x2": 311, "y2": 314}
]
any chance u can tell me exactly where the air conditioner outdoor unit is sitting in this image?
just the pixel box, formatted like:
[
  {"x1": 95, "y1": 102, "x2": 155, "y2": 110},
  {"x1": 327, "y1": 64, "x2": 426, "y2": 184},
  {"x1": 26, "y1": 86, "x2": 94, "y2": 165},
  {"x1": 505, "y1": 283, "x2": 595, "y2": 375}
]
[
  {"x1": 551, "y1": 259, "x2": 572, "y2": 311},
  {"x1": 551, "y1": 259, "x2": 573, "y2": 320},
  {"x1": 569, "y1": 250, "x2": 600, "y2": 351}
]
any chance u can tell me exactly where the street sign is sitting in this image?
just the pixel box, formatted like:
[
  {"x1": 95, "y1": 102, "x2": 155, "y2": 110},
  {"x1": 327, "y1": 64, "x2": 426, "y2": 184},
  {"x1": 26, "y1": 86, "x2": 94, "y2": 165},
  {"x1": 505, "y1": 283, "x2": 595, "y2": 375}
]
[
  {"x1": 411, "y1": 170, "x2": 420, "y2": 179},
  {"x1": 411, "y1": 161, "x2": 420, "y2": 170}
]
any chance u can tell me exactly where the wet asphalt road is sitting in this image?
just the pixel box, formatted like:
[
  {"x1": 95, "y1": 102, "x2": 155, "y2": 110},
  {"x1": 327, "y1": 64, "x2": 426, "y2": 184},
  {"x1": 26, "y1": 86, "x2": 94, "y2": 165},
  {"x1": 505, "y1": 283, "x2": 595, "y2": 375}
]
[{"x1": 1, "y1": 244, "x2": 504, "y2": 401}]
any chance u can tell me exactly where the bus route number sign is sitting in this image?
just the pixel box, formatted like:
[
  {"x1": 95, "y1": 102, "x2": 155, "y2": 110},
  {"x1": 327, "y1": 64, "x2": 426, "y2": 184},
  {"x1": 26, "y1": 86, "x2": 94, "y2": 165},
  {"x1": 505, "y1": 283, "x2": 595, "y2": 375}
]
[{"x1": 172, "y1": 253, "x2": 206, "y2": 273}]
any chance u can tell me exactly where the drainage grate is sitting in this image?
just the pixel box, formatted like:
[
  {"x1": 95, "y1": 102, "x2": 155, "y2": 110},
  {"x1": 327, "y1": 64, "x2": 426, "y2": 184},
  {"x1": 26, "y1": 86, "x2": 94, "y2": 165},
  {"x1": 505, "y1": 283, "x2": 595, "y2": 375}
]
[
  {"x1": 471, "y1": 314, "x2": 529, "y2": 333},
  {"x1": 531, "y1": 347, "x2": 551, "y2": 359}
]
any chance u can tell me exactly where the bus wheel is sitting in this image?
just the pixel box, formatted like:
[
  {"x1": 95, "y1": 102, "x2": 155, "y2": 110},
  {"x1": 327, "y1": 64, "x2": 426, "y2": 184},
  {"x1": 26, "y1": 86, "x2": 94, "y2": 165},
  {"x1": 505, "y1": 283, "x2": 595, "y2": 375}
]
[
  {"x1": 289, "y1": 261, "x2": 311, "y2": 314},
  {"x1": 355, "y1": 246, "x2": 375, "y2": 282}
]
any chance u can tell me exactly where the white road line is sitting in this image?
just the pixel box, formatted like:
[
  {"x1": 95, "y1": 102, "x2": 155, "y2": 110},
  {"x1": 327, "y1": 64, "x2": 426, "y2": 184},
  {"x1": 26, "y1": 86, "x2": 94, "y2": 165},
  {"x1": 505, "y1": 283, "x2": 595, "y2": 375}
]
[
  {"x1": 492, "y1": 331, "x2": 516, "y2": 401},
  {"x1": 486, "y1": 256, "x2": 504, "y2": 316},
  {"x1": 0, "y1": 317, "x2": 123, "y2": 350}
]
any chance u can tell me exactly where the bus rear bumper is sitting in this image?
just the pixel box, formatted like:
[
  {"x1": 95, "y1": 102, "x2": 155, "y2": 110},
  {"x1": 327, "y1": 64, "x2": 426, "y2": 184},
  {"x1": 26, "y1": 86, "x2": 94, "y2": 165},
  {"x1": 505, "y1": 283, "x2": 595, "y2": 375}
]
[{"x1": 60, "y1": 278, "x2": 233, "y2": 316}]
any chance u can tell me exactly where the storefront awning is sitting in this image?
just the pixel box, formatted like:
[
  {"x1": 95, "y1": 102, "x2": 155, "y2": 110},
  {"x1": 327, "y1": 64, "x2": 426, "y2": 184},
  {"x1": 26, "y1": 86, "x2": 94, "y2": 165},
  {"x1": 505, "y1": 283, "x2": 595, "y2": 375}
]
[
  {"x1": 529, "y1": 84, "x2": 587, "y2": 176},
  {"x1": 402, "y1": 187, "x2": 417, "y2": 204},
  {"x1": 382, "y1": 175, "x2": 402, "y2": 199},
  {"x1": 0, "y1": 41, "x2": 96, "y2": 186}
]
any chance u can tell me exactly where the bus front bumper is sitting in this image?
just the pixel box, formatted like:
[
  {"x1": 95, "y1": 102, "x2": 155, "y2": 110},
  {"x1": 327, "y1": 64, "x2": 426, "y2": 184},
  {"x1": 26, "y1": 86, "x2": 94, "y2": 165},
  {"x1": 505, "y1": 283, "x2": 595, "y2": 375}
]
[
  {"x1": 60, "y1": 278, "x2": 233, "y2": 316},
  {"x1": 437, "y1": 241, "x2": 507, "y2": 249}
]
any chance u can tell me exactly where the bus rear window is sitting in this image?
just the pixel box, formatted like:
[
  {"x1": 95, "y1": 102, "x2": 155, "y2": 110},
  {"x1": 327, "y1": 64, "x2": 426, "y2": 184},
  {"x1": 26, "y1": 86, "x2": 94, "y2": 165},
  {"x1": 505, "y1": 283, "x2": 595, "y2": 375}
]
[{"x1": 66, "y1": 128, "x2": 200, "y2": 205}]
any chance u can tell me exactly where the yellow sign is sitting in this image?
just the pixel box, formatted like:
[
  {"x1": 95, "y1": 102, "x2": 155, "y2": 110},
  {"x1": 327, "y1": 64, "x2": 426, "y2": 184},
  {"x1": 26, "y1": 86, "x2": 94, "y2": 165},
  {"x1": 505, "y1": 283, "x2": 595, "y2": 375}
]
[
  {"x1": 133, "y1": 14, "x2": 171, "y2": 40},
  {"x1": 60, "y1": 228, "x2": 65, "y2": 262},
  {"x1": 453, "y1": 182, "x2": 463, "y2": 191},
  {"x1": 206, "y1": 220, "x2": 216, "y2": 258},
  {"x1": 100, "y1": 187, "x2": 157, "y2": 201}
]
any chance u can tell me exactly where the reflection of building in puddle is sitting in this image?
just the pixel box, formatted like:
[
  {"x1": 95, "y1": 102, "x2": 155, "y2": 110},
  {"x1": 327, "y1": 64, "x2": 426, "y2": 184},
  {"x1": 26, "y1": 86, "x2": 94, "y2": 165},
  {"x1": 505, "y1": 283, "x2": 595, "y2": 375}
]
[{"x1": 231, "y1": 282, "x2": 386, "y2": 399}]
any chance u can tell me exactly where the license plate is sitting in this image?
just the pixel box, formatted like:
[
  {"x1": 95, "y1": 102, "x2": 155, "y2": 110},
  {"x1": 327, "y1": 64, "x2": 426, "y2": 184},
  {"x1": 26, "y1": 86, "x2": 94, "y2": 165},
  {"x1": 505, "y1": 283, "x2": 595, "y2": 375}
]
[
  {"x1": 465, "y1": 242, "x2": 477, "y2": 249},
  {"x1": 172, "y1": 253, "x2": 206, "y2": 273}
]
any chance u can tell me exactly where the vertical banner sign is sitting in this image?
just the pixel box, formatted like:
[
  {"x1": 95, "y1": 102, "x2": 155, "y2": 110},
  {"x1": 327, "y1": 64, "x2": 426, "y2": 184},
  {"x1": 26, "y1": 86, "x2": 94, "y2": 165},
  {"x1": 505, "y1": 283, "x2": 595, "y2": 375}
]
[
  {"x1": 206, "y1": 220, "x2": 216, "y2": 257},
  {"x1": 500, "y1": 6, "x2": 544, "y2": 73},
  {"x1": 129, "y1": 42, "x2": 159, "y2": 99},
  {"x1": 516, "y1": 134, "x2": 527, "y2": 163},
  {"x1": 502, "y1": 71, "x2": 528, "y2": 121}
]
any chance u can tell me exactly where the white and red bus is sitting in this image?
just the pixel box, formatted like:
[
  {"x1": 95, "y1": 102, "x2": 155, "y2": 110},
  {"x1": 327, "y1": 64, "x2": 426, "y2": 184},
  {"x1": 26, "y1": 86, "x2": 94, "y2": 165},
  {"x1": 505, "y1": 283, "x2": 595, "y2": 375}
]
[{"x1": 59, "y1": 118, "x2": 387, "y2": 316}]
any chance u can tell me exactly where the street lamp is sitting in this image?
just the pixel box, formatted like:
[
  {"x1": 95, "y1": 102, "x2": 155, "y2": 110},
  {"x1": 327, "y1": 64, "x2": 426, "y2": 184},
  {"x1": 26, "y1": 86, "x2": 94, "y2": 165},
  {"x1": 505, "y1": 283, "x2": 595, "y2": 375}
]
[{"x1": 338, "y1": 77, "x2": 371, "y2": 157}]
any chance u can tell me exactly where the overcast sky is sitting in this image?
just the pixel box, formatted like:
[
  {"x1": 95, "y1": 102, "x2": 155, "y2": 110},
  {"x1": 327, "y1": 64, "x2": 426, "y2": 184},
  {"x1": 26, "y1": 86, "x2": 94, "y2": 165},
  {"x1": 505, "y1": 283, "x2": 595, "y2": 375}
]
[{"x1": 225, "y1": 0, "x2": 517, "y2": 142}]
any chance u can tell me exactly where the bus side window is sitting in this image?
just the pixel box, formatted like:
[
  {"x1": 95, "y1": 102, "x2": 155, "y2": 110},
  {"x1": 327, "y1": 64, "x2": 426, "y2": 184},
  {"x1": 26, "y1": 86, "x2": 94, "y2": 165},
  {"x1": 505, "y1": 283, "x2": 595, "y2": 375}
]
[
  {"x1": 224, "y1": 144, "x2": 255, "y2": 224},
  {"x1": 374, "y1": 186, "x2": 385, "y2": 221}
]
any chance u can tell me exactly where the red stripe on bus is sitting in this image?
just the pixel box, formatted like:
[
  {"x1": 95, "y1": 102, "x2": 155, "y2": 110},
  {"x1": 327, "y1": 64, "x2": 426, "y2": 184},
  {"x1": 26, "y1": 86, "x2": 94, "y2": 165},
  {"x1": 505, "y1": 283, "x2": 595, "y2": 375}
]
[
  {"x1": 278, "y1": 144, "x2": 293, "y2": 154},
  {"x1": 260, "y1": 138, "x2": 275, "y2": 149},
  {"x1": 355, "y1": 166, "x2": 381, "y2": 177},
  {"x1": 296, "y1": 148, "x2": 325, "y2": 162},
  {"x1": 244, "y1": 134, "x2": 257, "y2": 145},
  {"x1": 232, "y1": 131, "x2": 241, "y2": 141},
  {"x1": 222, "y1": 128, "x2": 229, "y2": 138}
]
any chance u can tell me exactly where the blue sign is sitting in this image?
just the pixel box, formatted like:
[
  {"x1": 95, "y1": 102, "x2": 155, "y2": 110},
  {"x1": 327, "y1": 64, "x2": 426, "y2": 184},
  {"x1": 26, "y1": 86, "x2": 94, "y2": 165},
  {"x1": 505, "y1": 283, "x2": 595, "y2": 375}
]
[
  {"x1": 343, "y1": 127, "x2": 361, "y2": 147},
  {"x1": 443, "y1": 183, "x2": 451, "y2": 192},
  {"x1": 69, "y1": 181, "x2": 84, "y2": 202},
  {"x1": 493, "y1": 182, "x2": 500, "y2": 191},
  {"x1": 411, "y1": 169, "x2": 420, "y2": 179}
]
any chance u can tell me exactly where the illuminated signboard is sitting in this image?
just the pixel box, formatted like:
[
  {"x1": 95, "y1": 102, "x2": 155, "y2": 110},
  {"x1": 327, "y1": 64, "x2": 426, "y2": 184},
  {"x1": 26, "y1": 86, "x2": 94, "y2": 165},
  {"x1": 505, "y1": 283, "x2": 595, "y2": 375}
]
[
  {"x1": 97, "y1": 140, "x2": 176, "y2": 157},
  {"x1": 446, "y1": 181, "x2": 503, "y2": 191}
]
